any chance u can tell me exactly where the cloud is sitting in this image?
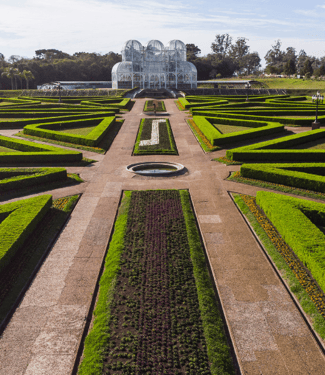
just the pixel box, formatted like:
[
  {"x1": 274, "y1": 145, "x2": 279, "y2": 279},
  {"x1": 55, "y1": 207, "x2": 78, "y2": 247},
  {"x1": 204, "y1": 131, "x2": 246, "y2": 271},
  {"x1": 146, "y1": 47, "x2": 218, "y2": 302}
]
[{"x1": 0, "y1": 0, "x2": 324, "y2": 65}]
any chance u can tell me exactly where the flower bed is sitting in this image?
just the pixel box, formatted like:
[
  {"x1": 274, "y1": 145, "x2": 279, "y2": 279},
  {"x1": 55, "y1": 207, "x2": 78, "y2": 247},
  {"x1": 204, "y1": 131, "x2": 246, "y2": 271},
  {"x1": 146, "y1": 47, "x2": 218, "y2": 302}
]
[
  {"x1": 234, "y1": 193, "x2": 325, "y2": 338},
  {"x1": 79, "y1": 190, "x2": 235, "y2": 375},
  {"x1": 144, "y1": 100, "x2": 166, "y2": 112},
  {"x1": 186, "y1": 119, "x2": 220, "y2": 152},
  {"x1": 133, "y1": 118, "x2": 178, "y2": 155}
]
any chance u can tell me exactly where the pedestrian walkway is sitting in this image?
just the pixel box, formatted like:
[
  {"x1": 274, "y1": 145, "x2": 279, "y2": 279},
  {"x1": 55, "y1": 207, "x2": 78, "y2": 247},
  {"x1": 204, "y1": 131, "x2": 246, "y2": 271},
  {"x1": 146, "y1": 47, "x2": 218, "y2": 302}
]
[{"x1": 0, "y1": 99, "x2": 324, "y2": 374}]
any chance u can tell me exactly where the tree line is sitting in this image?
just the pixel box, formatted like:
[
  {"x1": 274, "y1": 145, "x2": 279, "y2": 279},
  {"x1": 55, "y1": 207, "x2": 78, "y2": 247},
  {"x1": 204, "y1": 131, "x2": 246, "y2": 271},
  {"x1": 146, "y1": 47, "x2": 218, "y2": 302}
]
[{"x1": 0, "y1": 36, "x2": 324, "y2": 89}]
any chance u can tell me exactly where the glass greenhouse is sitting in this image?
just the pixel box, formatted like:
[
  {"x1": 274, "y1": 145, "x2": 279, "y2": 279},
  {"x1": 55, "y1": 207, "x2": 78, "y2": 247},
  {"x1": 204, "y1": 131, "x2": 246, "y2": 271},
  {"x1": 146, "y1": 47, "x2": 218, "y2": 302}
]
[{"x1": 112, "y1": 40, "x2": 197, "y2": 90}]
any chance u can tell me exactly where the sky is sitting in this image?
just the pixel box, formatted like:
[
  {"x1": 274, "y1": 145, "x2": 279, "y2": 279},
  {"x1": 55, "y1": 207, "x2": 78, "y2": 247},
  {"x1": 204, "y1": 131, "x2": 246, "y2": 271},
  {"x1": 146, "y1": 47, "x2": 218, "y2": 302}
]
[{"x1": 1, "y1": 0, "x2": 325, "y2": 66}]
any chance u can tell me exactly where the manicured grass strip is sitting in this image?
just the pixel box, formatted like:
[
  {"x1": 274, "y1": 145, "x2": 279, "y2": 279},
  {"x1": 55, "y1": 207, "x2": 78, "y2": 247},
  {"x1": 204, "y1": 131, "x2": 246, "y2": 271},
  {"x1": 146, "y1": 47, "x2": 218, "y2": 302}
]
[
  {"x1": 214, "y1": 156, "x2": 242, "y2": 165},
  {"x1": 187, "y1": 119, "x2": 220, "y2": 152},
  {"x1": 79, "y1": 191, "x2": 131, "y2": 375},
  {"x1": 233, "y1": 193, "x2": 325, "y2": 339},
  {"x1": 175, "y1": 100, "x2": 186, "y2": 111},
  {"x1": 180, "y1": 190, "x2": 235, "y2": 374},
  {"x1": 133, "y1": 118, "x2": 178, "y2": 155},
  {"x1": 228, "y1": 171, "x2": 325, "y2": 201}
]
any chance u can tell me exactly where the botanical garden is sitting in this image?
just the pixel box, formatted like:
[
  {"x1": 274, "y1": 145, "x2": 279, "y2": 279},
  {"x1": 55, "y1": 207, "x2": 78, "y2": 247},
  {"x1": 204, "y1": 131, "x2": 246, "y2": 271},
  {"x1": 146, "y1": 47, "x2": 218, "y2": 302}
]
[{"x1": 0, "y1": 87, "x2": 325, "y2": 375}]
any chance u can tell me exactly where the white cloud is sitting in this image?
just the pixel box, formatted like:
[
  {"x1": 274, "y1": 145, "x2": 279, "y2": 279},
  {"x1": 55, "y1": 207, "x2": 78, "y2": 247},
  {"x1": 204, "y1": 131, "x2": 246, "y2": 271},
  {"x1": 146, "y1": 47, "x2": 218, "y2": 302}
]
[{"x1": 0, "y1": 0, "x2": 324, "y2": 65}]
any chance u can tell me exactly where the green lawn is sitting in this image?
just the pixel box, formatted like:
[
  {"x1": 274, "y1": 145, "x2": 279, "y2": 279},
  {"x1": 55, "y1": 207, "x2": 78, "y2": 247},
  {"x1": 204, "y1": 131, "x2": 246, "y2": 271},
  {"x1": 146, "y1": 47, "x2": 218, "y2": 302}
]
[
  {"x1": 56, "y1": 125, "x2": 97, "y2": 135},
  {"x1": 214, "y1": 123, "x2": 254, "y2": 134},
  {"x1": 0, "y1": 146, "x2": 18, "y2": 152}
]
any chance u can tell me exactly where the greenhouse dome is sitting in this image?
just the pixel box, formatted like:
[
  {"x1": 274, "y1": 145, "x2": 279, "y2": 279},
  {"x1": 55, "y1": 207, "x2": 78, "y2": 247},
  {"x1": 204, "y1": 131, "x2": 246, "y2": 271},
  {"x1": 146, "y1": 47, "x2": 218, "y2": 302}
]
[{"x1": 112, "y1": 39, "x2": 197, "y2": 90}]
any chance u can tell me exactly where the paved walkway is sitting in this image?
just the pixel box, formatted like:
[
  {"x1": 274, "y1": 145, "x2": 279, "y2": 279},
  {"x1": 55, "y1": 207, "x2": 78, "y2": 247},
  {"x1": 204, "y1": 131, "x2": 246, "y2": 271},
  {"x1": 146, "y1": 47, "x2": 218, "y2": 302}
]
[{"x1": 0, "y1": 99, "x2": 325, "y2": 374}]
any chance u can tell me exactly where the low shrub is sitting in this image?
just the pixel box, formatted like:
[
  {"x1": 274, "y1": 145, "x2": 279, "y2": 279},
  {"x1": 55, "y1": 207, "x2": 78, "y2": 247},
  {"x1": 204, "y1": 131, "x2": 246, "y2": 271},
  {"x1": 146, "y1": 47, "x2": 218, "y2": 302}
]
[
  {"x1": 241, "y1": 163, "x2": 325, "y2": 192},
  {"x1": 192, "y1": 115, "x2": 284, "y2": 146},
  {"x1": 23, "y1": 117, "x2": 115, "y2": 147},
  {"x1": 256, "y1": 191, "x2": 325, "y2": 293},
  {"x1": 226, "y1": 129, "x2": 325, "y2": 162},
  {"x1": 0, "y1": 167, "x2": 67, "y2": 192},
  {"x1": 0, "y1": 194, "x2": 52, "y2": 274},
  {"x1": 0, "y1": 135, "x2": 82, "y2": 163}
]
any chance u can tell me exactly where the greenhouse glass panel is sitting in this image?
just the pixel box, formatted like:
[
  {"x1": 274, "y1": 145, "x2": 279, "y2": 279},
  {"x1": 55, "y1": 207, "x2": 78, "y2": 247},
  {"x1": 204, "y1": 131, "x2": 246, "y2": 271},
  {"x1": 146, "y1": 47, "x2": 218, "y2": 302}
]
[{"x1": 112, "y1": 39, "x2": 197, "y2": 89}]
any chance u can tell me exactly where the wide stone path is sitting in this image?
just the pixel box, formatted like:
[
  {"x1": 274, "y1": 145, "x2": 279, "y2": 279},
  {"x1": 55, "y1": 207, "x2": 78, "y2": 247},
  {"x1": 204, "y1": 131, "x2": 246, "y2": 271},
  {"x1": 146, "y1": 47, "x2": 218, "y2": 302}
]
[{"x1": 0, "y1": 99, "x2": 325, "y2": 374}]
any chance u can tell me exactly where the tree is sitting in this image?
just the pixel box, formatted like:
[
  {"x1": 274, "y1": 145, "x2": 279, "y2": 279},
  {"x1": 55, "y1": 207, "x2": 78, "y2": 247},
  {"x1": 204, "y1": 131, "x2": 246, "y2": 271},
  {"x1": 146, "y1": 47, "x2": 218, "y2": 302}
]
[
  {"x1": 35, "y1": 49, "x2": 70, "y2": 61},
  {"x1": 264, "y1": 40, "x2": 285, "y2": 74},
  {"x1": 22, "y1": 70, "x2": 35, "y2": 89},
  {"x1": 1, "y1": 67, "x2": 16, "y2": 89},
  {"x1": 242, "y1": 52, "x2": 261, "y2": 75},
  {"x1": 302, "y1": 59, "x2": 313, "y2": 76},
  {"x1": 297, "y1": 50, "x2": 307, "y2": 75},
  {"x1": 211, "y1": 34, "x2": 232, "y2": 56},
  {"x1": 228, "y1": 37, "x2": 250, "y2": 74},
  {"x1": 186, "y1": 44, "x2": 201, "y2": 62},
  {"x1": 283, "y1": 59, "x2": 296, "y2": 75}
]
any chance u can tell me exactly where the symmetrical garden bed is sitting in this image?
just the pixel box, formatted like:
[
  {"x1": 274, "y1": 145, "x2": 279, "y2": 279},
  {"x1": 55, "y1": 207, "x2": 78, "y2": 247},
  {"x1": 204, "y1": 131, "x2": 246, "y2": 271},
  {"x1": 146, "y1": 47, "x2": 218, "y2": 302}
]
[
  {"x1": 191, "y1": 115, "x2": 284, "y2": 147},
  {"x1": 22, "y1": 116, "x2": 116, "y2": 147},
  {"x1": 226, "y1": 129, "x2": 325, "y2": 163},
  {"x1": 79, "y1": 190, "x2": 235, "y2": 375},
  {"x1": 0, "y1": 194, "x2": 79, "y2": 326},
  {"x1": 233, "y1": 192, "x2": 325, "y2": 339},
  {"x1": 0, "y1": 135, "x2": 83, "y2": 163},
  {"x1": 133, "y1": 118, "x2": 178, "y2": 155},
  {"x1": 144, "y1": 100, "x2": 166, "y2": 112}
]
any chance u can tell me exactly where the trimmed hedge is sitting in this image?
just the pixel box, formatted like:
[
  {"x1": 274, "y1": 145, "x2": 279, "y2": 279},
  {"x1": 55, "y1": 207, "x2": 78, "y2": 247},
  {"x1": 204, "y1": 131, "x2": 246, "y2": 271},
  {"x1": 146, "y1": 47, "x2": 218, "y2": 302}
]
[
  {"x1": 0, "y1": 112, "x2": 116, "y2": 129},
  {"x1": 0, "y1": 194, "x2": 52, "y2": 274},
  {"x1": 0, "y1": 167, "x2": 67, "y2": 192},
  {"x1": 0, "y1": 135, "x2": 82, "y2": 163},
  {"x1": 226, "y1": 129, "x2": 325, "y2": 162},
  {"x1": 23, "y1": 116, "x2": 116, "y2": 147},
  {"x1": 256, "y1": 191, "x2": 325, "y2": 293},
  {"x1": 241, "y1": 163, "x2": 325, "y2": 192},
  {"x1": 192, "y1": 115, "x2": 284, "y2": 146}
]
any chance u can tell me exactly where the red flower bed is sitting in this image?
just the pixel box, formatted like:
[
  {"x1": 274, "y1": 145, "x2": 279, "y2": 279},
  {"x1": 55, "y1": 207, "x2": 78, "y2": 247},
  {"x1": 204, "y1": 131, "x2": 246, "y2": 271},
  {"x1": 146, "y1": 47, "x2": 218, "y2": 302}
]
[{"x1": 104, "y1": 190, "x2": 211, "y2": 374}]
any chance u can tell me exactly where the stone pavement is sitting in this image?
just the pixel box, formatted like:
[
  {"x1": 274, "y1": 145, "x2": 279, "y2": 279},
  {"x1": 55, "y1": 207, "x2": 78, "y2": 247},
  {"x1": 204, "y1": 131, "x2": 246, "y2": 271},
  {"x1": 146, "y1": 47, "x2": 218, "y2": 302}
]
[{"x1": 0, "y1": 99, "x2": 324, "y2": 374}]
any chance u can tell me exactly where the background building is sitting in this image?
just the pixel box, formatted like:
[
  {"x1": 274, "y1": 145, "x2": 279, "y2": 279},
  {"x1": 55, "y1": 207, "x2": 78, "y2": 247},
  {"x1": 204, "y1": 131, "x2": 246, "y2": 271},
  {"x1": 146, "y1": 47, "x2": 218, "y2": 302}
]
[{"x1": 112, "y1": 40, "x2": 197, "y2": 90}]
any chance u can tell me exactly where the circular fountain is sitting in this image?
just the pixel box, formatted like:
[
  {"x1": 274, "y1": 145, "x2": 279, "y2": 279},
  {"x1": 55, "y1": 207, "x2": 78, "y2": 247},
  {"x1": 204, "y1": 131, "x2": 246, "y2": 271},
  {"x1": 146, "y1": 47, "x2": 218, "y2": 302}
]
[{"x1": 126, "y1": 162, "x2": 185, "y2": 176}]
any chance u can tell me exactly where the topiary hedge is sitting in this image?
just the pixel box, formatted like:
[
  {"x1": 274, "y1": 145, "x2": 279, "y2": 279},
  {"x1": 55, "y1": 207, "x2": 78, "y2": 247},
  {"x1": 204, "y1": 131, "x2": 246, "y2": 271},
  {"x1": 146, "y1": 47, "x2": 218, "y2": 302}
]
[
  {"x1": 23, "y1": 116, "x2": 116, "y2": 147},
  {"x1": 240, "y1": 163, "x2": 325, "y2": 192},
  {"x1": 226, "y1": 129, "x2": 325, "y2": 162},
  {"x1": 192, "y1": 115, "x2": 284, "y2": 146},
  {"x1": 0, "y1": 194, "x2": 52, "y2": 274},
  {"x1": 256, "y1": 191, "x2": 325, "y2": 293},
  {"x1": 0, "y1": 167, "x2": 67, "y2": 192},
  {"x1": 0, "y1": 135, "x2": 82, "y2": 163}
]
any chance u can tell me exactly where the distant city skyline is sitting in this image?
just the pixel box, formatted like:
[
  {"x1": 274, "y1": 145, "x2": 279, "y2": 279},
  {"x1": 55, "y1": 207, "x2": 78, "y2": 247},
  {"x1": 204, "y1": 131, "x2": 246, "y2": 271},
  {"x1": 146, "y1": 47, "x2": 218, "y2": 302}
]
[{"x1": 1, "y1": 0, "x2": 325, "y2": 66}]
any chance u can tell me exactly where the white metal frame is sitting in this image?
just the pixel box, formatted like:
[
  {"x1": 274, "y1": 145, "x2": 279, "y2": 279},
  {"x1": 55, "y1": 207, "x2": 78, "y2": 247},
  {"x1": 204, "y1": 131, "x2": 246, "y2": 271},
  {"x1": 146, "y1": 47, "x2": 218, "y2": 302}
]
[{"x1": 112, "y1": 40, "x2": 197, "y2": 90}]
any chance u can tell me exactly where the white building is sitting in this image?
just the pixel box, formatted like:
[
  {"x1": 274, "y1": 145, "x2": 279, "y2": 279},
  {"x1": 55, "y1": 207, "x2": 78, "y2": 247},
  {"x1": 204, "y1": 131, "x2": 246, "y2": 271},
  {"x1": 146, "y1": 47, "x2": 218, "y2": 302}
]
[{"x1": 112, "y1": 40, "x2": 197, "y2": 90}]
